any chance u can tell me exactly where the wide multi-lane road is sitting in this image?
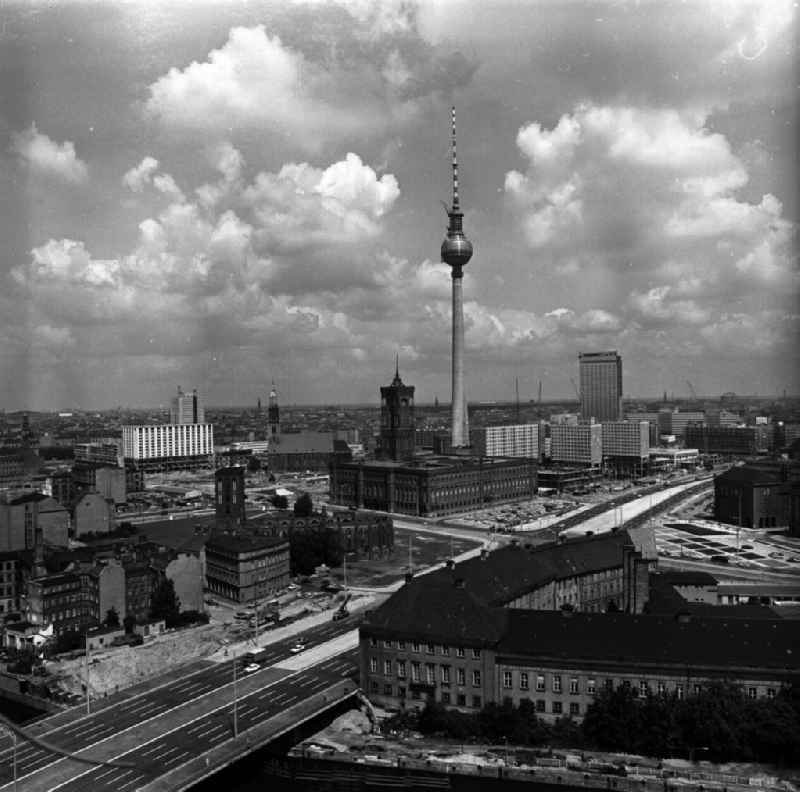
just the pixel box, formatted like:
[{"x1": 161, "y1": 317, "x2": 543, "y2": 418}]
[{"x1": 0, "y1": 617, "x2": 360, "y2": 792}]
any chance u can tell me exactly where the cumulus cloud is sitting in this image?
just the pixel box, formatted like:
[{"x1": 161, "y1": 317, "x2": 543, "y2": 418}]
[
  {"x1": 123, "y1": 157, "x2": 159, "y2": 192},
  {"x1": 144, "y1": 14, "x2": 478, "y2": 151},
  {"x1": 11, "y1": 124, "x2": 88, "y2": 184}
]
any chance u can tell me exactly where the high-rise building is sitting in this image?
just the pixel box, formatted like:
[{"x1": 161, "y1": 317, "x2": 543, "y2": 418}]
[
  {"x1": 579, "y1": 351, "x2": 623, "y2": 422},
  {"x1": 170, "y1": 387, "x2": 204, "y2": 424},
  {"x1": 471, "y1": 424, "x2": 541, "y2": 460},
  {"x1": 378, "y1": 361, "x2": 416, "y2": 462},
  {"x1": 441, "y1": 107, "x2": 473, "y2": 448},
  {"x1": 550, "y1": 423, "x2": 603, "y2": 466},
  {"x1": 121, "y1": 424, "x2": 214, "y2": 469}
]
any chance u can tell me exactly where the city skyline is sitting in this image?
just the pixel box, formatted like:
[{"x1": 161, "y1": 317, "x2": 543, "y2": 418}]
[{"x1": 1, "y1": 0, "x2": 797, "y2": 411}]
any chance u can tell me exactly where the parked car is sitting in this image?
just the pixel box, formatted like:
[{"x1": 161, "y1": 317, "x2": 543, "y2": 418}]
[{"x1": 243, "y1": 663, "x2": 260, "y2": 673}]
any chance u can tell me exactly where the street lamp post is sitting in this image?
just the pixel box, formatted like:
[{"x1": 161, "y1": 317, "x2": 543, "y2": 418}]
[
  {"x1": 232, "y1": 655, "x2": 239, "y2": 738},
  {"x1": 84, "y1": 632, "x2": 91, "y2": 715}
]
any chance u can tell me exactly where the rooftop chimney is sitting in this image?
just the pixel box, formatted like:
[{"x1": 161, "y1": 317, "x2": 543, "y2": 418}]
[
  {"x1": 480, "y1": 548, "x2": 489, "y2": 561},
  {"x1": 454, "y1": 577, "x2": 466, "y2": 589},
  {"x1": 446, "y1": 559, "x2": 455, "y2": 570}
]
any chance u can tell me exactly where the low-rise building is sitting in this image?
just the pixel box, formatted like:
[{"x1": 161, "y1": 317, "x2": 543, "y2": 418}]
[
  {"x1": 714, "y1": 465, "x2": 789, "y2": 529},
  {"x1": 204, "y1": 533, "x2": 290, "y2": 603},
  {"x1": 360, "y1": 579, "x2": 797, "y2": 719},
  {"x1": 72, "y1": 492, "x2": 115, "y2": 537}
]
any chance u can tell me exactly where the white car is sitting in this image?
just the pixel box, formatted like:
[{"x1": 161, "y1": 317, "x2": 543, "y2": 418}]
[
  {"x1": 243, "y1": 662, "x2": 260, "y2": 673},
  {"x1": 290, "y1": 643, "x2": 305, "y2": 654}
]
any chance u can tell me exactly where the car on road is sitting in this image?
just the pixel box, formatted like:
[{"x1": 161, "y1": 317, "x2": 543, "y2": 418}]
[
  {"x1": 290, "y1": 642, "x2": 305, "y2": 654},
  {"x1": 243, "y1": 663, "x2": 260, "y2": 673}
]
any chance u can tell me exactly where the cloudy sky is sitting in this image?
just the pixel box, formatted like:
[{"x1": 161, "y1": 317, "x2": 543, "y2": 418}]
[{"x1": 1, "y1": 0, "x2": 797, "y2": 410}]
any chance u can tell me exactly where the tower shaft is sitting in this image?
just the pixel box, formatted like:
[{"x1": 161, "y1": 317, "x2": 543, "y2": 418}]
[{"x1": 451, "y1": 272, "x2": 466, "y2": 447}]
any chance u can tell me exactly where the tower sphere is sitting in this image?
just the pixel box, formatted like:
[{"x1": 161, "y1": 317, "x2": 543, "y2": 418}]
[{"x1": 441, "y1": 234, "x2": 473, "y2": 270}]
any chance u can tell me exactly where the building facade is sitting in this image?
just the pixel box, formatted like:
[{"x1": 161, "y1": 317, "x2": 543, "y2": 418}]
[
  {"x1": 215, "y1": 466, "x2": 247, "y2": 531},
  {"x1": 714, "y1": 465, "x2": 789, "y2": 529},
  {"x1": 549, "y1": 423, "x2": 602, "y2": 467},
  {"x1": 204, "y1": 534, "x2": 290, "y2": 603},
  {"x1": 72, "y1": 492, "x2": 115, "y2": 537},
  {"x1": 330, "y1": 455, "x2": 537, "y2": 518},
  {"x1": 579, "y1": 351, "x2": 622, "y2": 423},
  {"x1": 470, "y1": 424, "x2": 541, "y2": 460},
  {"x1": 687, "y1": 425, "x2": 772, "y2": 456},
  {"x1": 601, "y1": 421, "x2": 649, "y2": 474},
  {"x1": 170, "y1": 386, "x2": 205, "y2": 424},
  {"x1": 121, "y1": 423, "x2": 214, "y2": 472}
]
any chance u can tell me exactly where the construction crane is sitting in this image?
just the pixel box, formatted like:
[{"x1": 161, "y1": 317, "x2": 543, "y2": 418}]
[{"x1": 686, "y1": 380, "x2": 699, "y2": 402}]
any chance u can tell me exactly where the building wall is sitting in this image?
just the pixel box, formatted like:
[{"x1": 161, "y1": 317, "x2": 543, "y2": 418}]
[
  {"x1": 491, "y1": 660, "x2": 786, "y2": 722},
  {"x1": 0, "y1": 556, "x2": 21, "y2": 614},
  {"x1": 98, "y1": 560, "x2": 126, "y2": 623},
  {"x1": 361, "y1": 635, "x2": 496, "y2": 712},
  {"x1": 38, "y1": 500, "x2": 69, "y2": 546},
  {"x1": 74, "y1": 493, "x2": 114, "y2": 537},
  {"x1": 0, "y1": 501, "x2": 32, "y2": 551},
  {"x1": 205, "y1": 540, "x2": 290, "y2": 603},
  {"x1": 471, "y1": 424, "x2": 540, "y2": 459},
  {"x1": 121, "y1": 424, "x2": 214, "y2": 461},
  {"x1": 715, "y1": 477, "x2": 788, "y2": 529},
  {"x1": 579, "y1": 351, "x2": 622, "y2": 423},
  {"x1": 550, "y1": 424, "x2": 602, "y2": 466}
]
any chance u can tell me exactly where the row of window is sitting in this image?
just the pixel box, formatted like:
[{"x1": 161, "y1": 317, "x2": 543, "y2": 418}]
[
  {"x1": 369, "y1": 637, "x2": 480, "y2": 659},
  {"x1": 370, "y1": 658, "x2": 482, "y2": 687}
]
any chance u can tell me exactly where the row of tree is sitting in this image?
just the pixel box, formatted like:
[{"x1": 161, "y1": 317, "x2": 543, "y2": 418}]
[{"x1": 393, "y1": 682, "x2": 800, "y2": 766}]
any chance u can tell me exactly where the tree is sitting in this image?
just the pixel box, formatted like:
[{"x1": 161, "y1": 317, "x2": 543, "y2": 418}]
[
  {"x1": 123, "y1": 614, "x2": 135, "y2": 634},
  {"x1": 294, "y1": 492, "x2": 314, "y2": 517},
  {"x1": 150, "y1": 577, "x2": 180, "y2": 623},
  {"x1": 271, "y1": 494, "x2": 289, "y2": 509},
  {"x1": 104, "y1": 607, "x2": 120, "y2": 628}
]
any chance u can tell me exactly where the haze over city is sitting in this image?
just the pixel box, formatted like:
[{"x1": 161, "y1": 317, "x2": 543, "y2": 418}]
[{"x1": 1, "y1": 0, "x2": 797, "y2": 411}]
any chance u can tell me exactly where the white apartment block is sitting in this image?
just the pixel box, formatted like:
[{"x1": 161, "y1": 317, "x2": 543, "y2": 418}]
[
  {"x1": 549, "y1": 424, "x2": 602, "y2": 466},
  {"x1": 471, "y1": 424, "x2": 540, "y2": 458},
  {"x1": 601, "y1": 422, "x2": 650, "y2": 459},
  {"x1": 121, "y1": 424, "x2": 214, "y2": 461}
]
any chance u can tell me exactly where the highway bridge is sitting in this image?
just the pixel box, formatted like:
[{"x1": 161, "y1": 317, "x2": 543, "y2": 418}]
[{"x1": 0, "y1": 617, "x2": 362, "y2": 792}]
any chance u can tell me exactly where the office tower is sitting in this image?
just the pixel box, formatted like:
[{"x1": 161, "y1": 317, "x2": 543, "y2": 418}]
[
  {"x1": 378, "y1": 359, "x2": 415, "y2": 462},
  {"x1": 579, "y1": 351, "x2": 623, "y2": 422},
  {"x1": 170, "y1": 386, "x2": 204, "y2": 424}
]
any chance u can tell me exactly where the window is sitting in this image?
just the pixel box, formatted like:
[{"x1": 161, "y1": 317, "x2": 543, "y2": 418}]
[
  {"x1": 426, "y1": 664, "x2": 435, "y2": 684},
  {"x1": 520, "y1": 672, "x2": 529, "y2": 691},
  {"x1": 456, "y1": 647, "x2": 465, "y2": 658},
  {"x1": 767, "y1": 688, "x2": 776, "y2": 699},
  {"x1": 383, "y1": 684, "x2": 393, "y2": 696},
  {"x1": 587, "y1": 678, "x2": 596, "y2": 695},
  {"x1": 569, "y1": 702, "x2": 580, "y2": 716},
  {"x1": 748, "y1": 687, "x2": 757, "y2": 699},
  {"x1": 411, "y1": 661, "x2": 420, "y2": 682},
  {"x1": 370, "y1": 680, "x2": 379, "y2": 693},
  {"x1": 441, "y1": 645, "x2": 449, "y2": 656},
  {"x1": 457, "y1": 694, "x2": 466, "y2": 706},
  {"x1": 503, "y1": 671, "x2": 513, "y2": 689},
  {"x1": 384, "y1": 639, "x2": 393, "y2": 649},
  {"x1": 552, "y1": 675, "x2": 562, "y2": 693},
  {"x1": 412, "y1": 642, "x2": 421, "y2": 653},
  {"x1": 472, "y1": 695, "x2": 482, "y2": 708},
  {"x1": 369, "y1": 657, "x2": 378, "y2": 673},
  {"x1": 370, "y1": 637, "x2": 378, "y2": 647},
  {"x1": 426, "y1": 642, "x2": 435, "y2": 654},
  {"x1": 536, "y1": 699, "x2": 545, "y2": 713},
  {"x1": 441, "y1": 691, "x2": 451, "y2": 704},
  {"x1": 657, "y1": 682, "x2": 665, "y2": 696},
  {"x1": 676, "y1": 684, "x2": 684, "y2": 700},
  {"x1": 472, "y1": 670, "x2": 481, "y2": 687},
  {"x1": 552, "y1": 701, "x2": 563, "y2": 714},
  {"x1": 441, "y1": 665, "x2": 451, "y2": 684},
  {"x1": 398, "y1": 640, "x2": 406, "y2": 650},
  {"x1": 457, "y1": 668, "x2": 466, "y2": 686},
  {"x1": 536, "y1": 675, "x2": 545, "y2": 692},
  {"x1": 398, "y1": 686, "x2": 406, "y2": 698},
  {"x1": 472, "y1": 648, "x2": 481, "y2": 659},
  {"x1": 384, "y1": 659, "x2": 392, "y2": 677},
  {"x1": 640, "y1": 680, "x2": 649, "y2": 698},
  {"x1": 693, "y1": 684, "x2": 701, "y2": 696},
  {"x1": 569, "y1": 678, "x2": 579, "y2": 695},
  {"x1": 397, "y1": 660, "x2": 406, "y2": 678}
]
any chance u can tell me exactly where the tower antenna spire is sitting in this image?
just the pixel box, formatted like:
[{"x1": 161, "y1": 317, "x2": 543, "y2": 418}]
[{"x1": 451, "y1": 105, "x2": 460, "y2": 213}]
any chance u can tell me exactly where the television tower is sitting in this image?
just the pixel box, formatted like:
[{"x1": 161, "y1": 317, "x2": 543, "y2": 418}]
[{"x1": 441, "y1": 106, "x2": 473, "y2": 447}]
